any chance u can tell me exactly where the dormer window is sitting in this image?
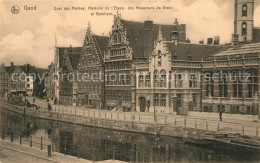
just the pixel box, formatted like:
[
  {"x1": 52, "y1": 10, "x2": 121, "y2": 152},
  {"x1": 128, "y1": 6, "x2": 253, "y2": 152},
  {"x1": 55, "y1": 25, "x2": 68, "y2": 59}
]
[{"x1": 242, "y1": 4, "x2": 247, "y2": 17}]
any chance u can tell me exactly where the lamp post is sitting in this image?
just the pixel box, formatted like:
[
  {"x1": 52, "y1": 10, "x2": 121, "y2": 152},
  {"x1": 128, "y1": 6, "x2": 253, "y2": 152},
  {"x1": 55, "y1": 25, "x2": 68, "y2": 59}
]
[
  {"x1": 219, "y1": 98, "x2": 223, "y2": 112},
  {"x1": 152, "y1": 53, "x2": 157, "y2": 124},
  {"x1": 172, "y1": 92, "x2": 177, "y2": 113}
]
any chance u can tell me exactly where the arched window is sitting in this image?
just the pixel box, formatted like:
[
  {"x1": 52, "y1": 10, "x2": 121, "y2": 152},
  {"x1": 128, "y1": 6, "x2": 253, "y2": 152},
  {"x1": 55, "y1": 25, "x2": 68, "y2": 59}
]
[
  {"x1": 160, "y1": 70, "x2": 166, "y2": 87},
  {"x1": 189, "y1": 74, "x2": 197, "y2": 88},
  {"x1": 232, "y1": 71, "x2": 242, "y2": 98},
  {"x1": 154, "y1": 70, "x2": 159, "y2": 87},
  {"x1": 138, "y1": 74, "x2": 144, "y2": 87},
  {"x1": 242, "y1": 4, "x2": 247, "y2": 17},
  {"x1": 145, "y1": 72, "x2": 151, "y2": 87},
  {"x1": 242, "y1": 22, "x2": 247, "y2": 36},
  {"x1": 219, "y1": 71, "x2": 228, "y2": 97},
  {"x1": 205, "y1": 72, "x2": 214, "y2": 97},
  {"x1": 247, "y1": 70, "x2": 258, "y2": 98}
]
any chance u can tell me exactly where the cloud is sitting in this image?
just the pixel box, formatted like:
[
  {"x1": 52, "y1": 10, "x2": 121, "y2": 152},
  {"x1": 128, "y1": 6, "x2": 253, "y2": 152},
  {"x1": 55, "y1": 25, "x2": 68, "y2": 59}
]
[{"x1": 0, "y1": 0, "x2": 259, "y2": 68}]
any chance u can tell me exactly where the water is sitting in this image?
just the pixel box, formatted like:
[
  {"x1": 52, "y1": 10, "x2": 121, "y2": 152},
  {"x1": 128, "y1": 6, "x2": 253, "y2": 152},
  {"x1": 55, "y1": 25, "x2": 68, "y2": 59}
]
[{"x1": 0, "y1": 108, "x2": 259, "y2": 162}]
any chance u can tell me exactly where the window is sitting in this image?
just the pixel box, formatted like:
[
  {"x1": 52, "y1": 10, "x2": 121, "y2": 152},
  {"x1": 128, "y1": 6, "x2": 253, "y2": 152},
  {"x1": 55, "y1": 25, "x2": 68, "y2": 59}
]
[
  {"x1": 242, "y1": 4, "x2": 247, "y2": 17},
  {"x1": 232, "y1": 71, "x2": 242, "y2": 98},
  {"x1": 160, "y1": 70, "x2": 166, "y2": 87},
  {"x1": 205, "y1": 72, "x2": 214, "y2": 97},
  {"x1": 154, "y1": 93, "x2": 166, "y2": 107},
  {"x1": 219, "y1": 71, "x2": 228, "y2": 97},
  {"x1": 138, "y1": 74, "x2": 144, "y2": 87},
  {"x1": 145, "y1": 72, "x2": 151, "y2": 87},
  {"x1": 174, "y1": 73, "x2": 182, "y2": 88},
  {"x1": 242, "y1": 22, "x2": 247, "y2": 36},
  {"x1": 160, "y1": 94, "x2": 166, "y2": 107},
  {"x1": 248, "y1": 70, "x2": 258, "y2": 98},
  {"x1": 158, "y1": 55, "x2": 162, "y2": 66},
  {"x1": 189, "y1": 74, "x2": 197, "y2": 88},
  {"x1": 154, "y1": 70, "x2": 159, "y2": 87}
]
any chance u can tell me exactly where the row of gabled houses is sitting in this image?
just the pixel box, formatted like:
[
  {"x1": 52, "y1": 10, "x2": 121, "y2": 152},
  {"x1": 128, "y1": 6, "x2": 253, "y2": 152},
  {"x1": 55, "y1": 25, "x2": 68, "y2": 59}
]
[
  {"x1": 0, "y1": 62, "x2": 46, "y2": 101},
  {"x1": 44, "y1": 0, "x2": 260, "y2": 116}
]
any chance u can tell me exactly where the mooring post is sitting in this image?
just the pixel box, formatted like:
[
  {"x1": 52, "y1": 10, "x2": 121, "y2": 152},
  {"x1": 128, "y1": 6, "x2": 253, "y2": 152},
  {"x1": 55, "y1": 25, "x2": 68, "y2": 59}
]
[
  {"x1": 174, "y1": 118, "x2": 176, "y2": 125},
  {"x1": 20, "y1": 135, "x2": 22, "y2": 144},
  {"x1": 165, "y1": 116, "x2": 167, "y2": 123},
  {"x1": 47, "y1": 145, "x2": 52, "y2": 157},
  {"x1": 184, "y1": 118, "x2": 186, "y2": 127},
  {"x1": 242, "y1": 126, "x2": 245, "y2": 134},
  {"x1": 30, "y1": 136, "x2": 32, "y2": 147},
  {"x1": 217, "y1": 123, "x2": 220, "y2": 131},
  {"x1": 206, "y1": 122, "x2": 208, "y2": 130},
  {"x1": 41, "y1": 136, "x2": 43, "y2": 150},
  {"x1": 10, "y1": 133, "x2": 13, "y2": 142}
]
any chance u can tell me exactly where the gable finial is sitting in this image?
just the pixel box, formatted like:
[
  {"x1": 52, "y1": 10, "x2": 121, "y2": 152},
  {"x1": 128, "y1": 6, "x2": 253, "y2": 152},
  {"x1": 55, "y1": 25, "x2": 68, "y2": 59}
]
[
  {"x1": 158, "y1": 26, "x2": 163, "y2": 42},
  {"x1": 55, "y1": 33, "x2": 57, "y2": 47},
  {"x1": 87, "y1": 21, "x2": 91, "y2": 33}
]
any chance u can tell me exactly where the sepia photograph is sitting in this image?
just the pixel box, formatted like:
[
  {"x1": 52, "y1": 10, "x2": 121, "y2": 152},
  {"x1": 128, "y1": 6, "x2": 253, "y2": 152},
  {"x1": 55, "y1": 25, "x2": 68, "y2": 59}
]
[{"x1": 0, "y1": 0, "x2": 260, "y2": 162}]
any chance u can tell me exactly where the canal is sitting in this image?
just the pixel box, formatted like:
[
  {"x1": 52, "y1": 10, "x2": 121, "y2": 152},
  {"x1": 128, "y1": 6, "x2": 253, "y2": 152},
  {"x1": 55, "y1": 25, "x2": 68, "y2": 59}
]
[{"x1": 0, "y1": 108, "x2": 259, "y2": 162}]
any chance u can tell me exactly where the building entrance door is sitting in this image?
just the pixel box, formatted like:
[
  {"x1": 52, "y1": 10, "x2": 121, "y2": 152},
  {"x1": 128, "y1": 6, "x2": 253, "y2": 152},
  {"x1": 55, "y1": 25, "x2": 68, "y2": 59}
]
[{"x1": 139, "y1": 97, "x2": 146, "y2": 112}]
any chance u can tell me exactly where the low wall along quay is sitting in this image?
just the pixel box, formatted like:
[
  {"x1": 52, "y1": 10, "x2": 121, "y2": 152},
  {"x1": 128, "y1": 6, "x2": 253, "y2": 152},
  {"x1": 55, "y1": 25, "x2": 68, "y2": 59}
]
[{"x1": 1, "y1": 101, "x2": 260, "y2": 151}]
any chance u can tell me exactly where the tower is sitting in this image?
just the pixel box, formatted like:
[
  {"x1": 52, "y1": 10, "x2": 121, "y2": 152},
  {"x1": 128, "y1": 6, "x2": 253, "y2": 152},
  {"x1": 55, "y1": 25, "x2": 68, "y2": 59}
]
[{"x1": 234, "y1": 0, "x2": 254, "y2": 42}]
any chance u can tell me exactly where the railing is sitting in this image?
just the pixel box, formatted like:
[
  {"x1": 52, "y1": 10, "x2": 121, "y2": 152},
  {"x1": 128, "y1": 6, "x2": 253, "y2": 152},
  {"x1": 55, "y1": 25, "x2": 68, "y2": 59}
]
[
  {"x1": 1, "y1": 133, "x2": 141, "y2": 162},
  {"x1": 1, "y1": 133, "x2": 53, "y2": 157},
  {"x1": 0, "y1": 101, "x2": 259, "y2": 137}
]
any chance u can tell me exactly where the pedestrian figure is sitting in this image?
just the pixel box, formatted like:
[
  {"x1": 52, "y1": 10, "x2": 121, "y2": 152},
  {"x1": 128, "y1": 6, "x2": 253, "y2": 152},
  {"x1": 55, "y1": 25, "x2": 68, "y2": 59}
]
[
  {"x1": 33, "y1": 97, "x2": 35, "y2": 103},
  {"x1": 218, "y1": 108, "x2": 223, "y2": 121}
]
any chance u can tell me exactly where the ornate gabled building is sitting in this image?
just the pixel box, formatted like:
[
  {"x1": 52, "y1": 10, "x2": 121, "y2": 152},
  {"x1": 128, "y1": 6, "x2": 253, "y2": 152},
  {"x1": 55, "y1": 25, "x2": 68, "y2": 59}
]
[
  {"x1": 104, "y1": 13, "x2": 187, "y2": 111},
  {"x1": 59, "y1": 47, "x2": 82, "y2": 105},
  {"x1": 135, "y1": 27, "x2": 226, "y2": 115},
  {"x1": 77, "y1": 23, "x2": 109, "y2": 108}
]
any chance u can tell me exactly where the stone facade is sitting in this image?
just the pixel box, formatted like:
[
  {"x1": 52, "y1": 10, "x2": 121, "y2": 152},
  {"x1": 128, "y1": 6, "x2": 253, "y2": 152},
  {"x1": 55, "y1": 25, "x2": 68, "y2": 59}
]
[{"x1": 77, "y1": 23, "x2": 108, "y2": 108}]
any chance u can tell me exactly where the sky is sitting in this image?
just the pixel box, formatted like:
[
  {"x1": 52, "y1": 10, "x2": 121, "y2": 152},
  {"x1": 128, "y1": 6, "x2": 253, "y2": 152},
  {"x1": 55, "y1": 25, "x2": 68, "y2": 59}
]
[{"x1": 0, "y1": 0, "x2": 260, "y2": 68}]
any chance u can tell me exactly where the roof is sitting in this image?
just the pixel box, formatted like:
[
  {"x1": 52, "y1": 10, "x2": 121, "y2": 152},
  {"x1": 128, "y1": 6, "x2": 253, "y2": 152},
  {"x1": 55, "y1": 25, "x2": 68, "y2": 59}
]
[
  {"x1": 214, "y1": 42, "x2": 260, "y2": 56},
  {"x1": 121, "y1": 20, "x2": 185, "y2": 58},
  {"x1": 253, "y1": 27, "x2": 260, "y2": 43},
  {"x1": 57, "y1": 47, "x2": 82, "y2": 67},
  {"x1": 67, "y1": 51, "x2": 81, "y2": 70},
  {"x1": 166, "y1": 42, "x2": 227, "y2": 61},
  {"x1": 93, "y1": 35, "x2": 109, "y2": 56}
]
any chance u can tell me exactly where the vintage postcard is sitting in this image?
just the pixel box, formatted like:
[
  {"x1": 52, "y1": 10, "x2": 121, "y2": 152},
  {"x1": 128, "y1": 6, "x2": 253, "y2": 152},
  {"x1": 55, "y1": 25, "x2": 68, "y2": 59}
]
[{"x1": 0, "y1": 0, "x2": 260, "y2": 162}]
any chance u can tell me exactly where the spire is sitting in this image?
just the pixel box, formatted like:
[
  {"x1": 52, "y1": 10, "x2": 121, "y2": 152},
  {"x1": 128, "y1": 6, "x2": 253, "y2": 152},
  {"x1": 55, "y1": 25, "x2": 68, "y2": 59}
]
[
  {"x1": 158, "y1": 26, "x2": 163, "y2": 42},
  {"x1": 87, "y1": 21, "x2": 91, "y2": 34},
  {"x1": 55, "y1": 34, "x2": 57, "y2": 47}
]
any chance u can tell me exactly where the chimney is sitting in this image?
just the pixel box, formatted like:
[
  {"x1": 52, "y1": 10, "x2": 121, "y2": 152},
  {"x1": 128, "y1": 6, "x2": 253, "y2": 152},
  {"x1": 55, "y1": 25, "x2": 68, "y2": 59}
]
[
  {"x1": 143, "y1": 20, "x2": 154, "y2": 57},
  {"x1": 174, "y1": 18, "x2": 179, "y2": 25},
  {"x1": 144, "y1": 20, "x2": 153, "y2": 30},
  {"x1": 199, "y1": 40, "x2": 204, "y2": 44},
  {"x1": 10, "y1": 62, "x2": 14, "y2": 67},
  {"x1": 214, "y1": 36, "x2": 220, "y2": 45},
  {"x1": 172, "y1": 31, "x2": 178, "y2": 45},
  {"x1": 207, "y1": 38, "x2": 213, "y2": 45},
  {"x1": 231, "y1": 34, "x2": 239, "y2": 46}
]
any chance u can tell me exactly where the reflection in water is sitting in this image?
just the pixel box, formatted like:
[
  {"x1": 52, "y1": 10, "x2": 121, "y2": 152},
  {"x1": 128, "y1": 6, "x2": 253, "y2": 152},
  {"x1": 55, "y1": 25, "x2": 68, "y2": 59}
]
[{"x1": 0, "y1": 108, "x2": 259, "y2": 162}]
